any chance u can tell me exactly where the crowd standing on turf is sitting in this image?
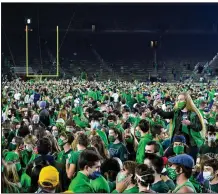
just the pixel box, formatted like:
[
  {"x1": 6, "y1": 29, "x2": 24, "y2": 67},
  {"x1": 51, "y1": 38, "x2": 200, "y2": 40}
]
[{"x1": 1, "y1": 77, "x2": 218, "y2": 193}]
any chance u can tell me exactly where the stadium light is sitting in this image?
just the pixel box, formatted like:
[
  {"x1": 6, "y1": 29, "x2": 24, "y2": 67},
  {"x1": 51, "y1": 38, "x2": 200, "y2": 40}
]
[{"x1": 25, "y1": 18, "x2": 32, "y2": 25}]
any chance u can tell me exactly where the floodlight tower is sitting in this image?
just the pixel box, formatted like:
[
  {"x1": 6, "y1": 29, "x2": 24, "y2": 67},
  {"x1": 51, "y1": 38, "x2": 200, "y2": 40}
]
[
  {"x1": 25, "y1": 18, "x2": 32, "y2": 76},
  {"x1": 150, "y1": 40, "x2": 158, "y2": 71}
]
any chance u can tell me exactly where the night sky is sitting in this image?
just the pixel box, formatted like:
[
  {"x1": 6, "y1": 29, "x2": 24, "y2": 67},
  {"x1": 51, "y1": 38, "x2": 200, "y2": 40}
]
[
  {"x1": 2, "y1": 3, "x2": 218, "y2": 31},
  {"x1": 2, "y1": 3, "x2": 218, "y2": 61}
]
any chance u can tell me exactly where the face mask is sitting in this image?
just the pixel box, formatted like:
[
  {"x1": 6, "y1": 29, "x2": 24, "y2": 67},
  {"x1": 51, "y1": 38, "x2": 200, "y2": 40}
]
[
  {"x1": 177, "y1": 101, "x2": 186, "y2": 110},
  {"x1": 58, "y1": 138, "x2": 67, "y2": 146},
  {"x1": 135, "y1": 130, "x2": 141, "y2": 139},
  {"x1": 52, "y1": 131, "x2": 59, "y2": 137},
  {"x1": 208, "y1": 136, "x2": 216, "y2": 142},
  {"x1": 91, "y1": 121, "x2": 100, "y2": 130},
  {"x1": 203, "y1": 171, "x2": 214, "y2": 181},
  {"x1": 66, "y1": 127, "x2": 74, "y2": 133},
  {"x1": 89, "y1": 171, "x2": 101, "y2": 180},
  {"x1": 117, "y1": 172, "x2": 127, "y2": 182},
  {"x1": 126, "y1": 136, "x2": 133, "y2": 144},
  {"x1": 108, "y1": 135, "x2": 116, "y2": 143},
  {"x1": 9, "y1": 142, "x2": 17, "y2": 151},
  {"x1": 108, "y1": 122, "x2": 115, "y2": 128},
  {"x1": 173, "y1": 145, "x2": 184, "y2": 155},
  {"x1": 167, "y1": 167, "x2": 178, "y2": 181},
  {"x1": 25, "y1": 144, "x2": 33, "y2": 152},
  {"x1": 123, "y1": 115, "x2": 129, "y2": 120}
]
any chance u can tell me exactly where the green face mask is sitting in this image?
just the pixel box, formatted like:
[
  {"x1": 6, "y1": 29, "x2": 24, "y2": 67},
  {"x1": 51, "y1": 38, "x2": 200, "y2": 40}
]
[
  {"x1": 108, "y1": 122, "x2": 115, "y2": 128},
  {"x1": 173, "y1": 145, "x2": 184, "y2": 155},
  {"x1": 177, "y1": 101, "x2": 186, "y2": 110},
  {"x1": 108, "y1": 135, "x2": 116, "y2": 143},
  {"x1": 135, "y1": 130, "x2": 141, "y2": 139},
  {"x1": 117, "y1": 172, "x2": 127, "y2": 182},
  {"x1": 58, "y1": 138, "x2": 67, "y2": 146},
  {"x1": 167, "y1": 167, "x2": 178, "y2": 181},
  {"x1": 9, "y1": 143, "x2": 17, "y2": 151},
  {"x1": 126, "y1": 136, "x2": 133, "y2": 144}
]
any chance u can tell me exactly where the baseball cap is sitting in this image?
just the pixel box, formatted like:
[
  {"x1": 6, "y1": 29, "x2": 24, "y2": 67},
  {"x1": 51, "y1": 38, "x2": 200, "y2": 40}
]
[
  {"x1": 39, "y1": 101, "x2": 46, "y2": 108},
  {"x1": 172, "y1": 135, "x2": 186, "y2": 144},
  {"x1": 168, "y1": 154, "x2": 194, "y2": 169},
  {"x1": 4, "y1": 152, "x2": 21, "y2": 171},
  {"x1": 38, "y1": 166, "x2": 59, "y2": 188}
]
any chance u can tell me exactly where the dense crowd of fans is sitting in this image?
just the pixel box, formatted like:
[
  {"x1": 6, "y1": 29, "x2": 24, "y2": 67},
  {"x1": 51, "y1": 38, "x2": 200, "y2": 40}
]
[{"x1": 1, "y1": 77, "x2": 218, "y2": 193}]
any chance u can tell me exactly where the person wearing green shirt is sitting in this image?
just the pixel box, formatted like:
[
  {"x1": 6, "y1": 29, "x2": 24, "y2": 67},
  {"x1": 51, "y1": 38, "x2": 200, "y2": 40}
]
[
  {"x1": 107, "y1": 114, "x2": 125, "y2": 134},
  {"x1": 144, "y1": 153, "x2": 170, "y2": 193},
  {"x1": 112, "y1": 161, "x2": 139, "y2": 193},
  {"x1": 199, "y1": 125, "x2": 218, "y2": 159},
  {"x1": 21, "y1": 134, "x2": 37, "y2": 167},
  {"x1": 66, "y1": 133, "x2": 88, "y2": 179},
  {"x1": 108, "y1": 127, "x2": 128, "y2": 162},
  {"x1": 136, "y1": 119, "x2": 153, "y2": 164},
  {"x1": 68, "y1": 149, "x2": 101, "y2": 193},
  {"x1": 100, "y1": 158, "x2": 121, "y2": 192},
  {"x1": 56, "y1": 132, "x2": 74, "y2": 191},
  {"x1": 122, "y1": 107, "x2": 136, "y2": 125},
  {"x1": 168, "y1": 154, "x2": 196, "y2": 193},
  {"x1": 202, "y1": 158, "x2": 218, "y2": 193},
  {"x1": 150, "y1": 124, "x2": 168, "y2": 156},
  {"x1": 90, "y1": 174, "x2": 110, "y2": 193}
]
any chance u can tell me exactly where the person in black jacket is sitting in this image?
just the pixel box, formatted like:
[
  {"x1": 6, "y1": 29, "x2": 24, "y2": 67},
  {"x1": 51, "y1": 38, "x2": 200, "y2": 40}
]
[
  {"x1": 154, "y1": 92, "x2": 206, "y2": 162},
  {"x1": 39, "y1": 101, "x2": 50, "y2": 128}
]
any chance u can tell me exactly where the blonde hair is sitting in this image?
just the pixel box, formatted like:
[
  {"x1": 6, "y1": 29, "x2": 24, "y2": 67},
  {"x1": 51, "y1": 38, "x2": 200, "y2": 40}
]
[
  {"x1": 3, "y1": 161, "x2": 20, "y2": 183},
  {"x1": 174, "y1": 92, "x2": 206, "y2": 137},
  {"x1": 24, "y1": 134, "x2": 37, "y2": 145}
]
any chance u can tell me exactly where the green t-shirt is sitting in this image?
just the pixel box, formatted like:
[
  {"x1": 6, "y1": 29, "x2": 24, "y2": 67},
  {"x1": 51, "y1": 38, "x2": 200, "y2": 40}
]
[
  {"x1": 165, "y1": 179, "x2": 176, "y2": 191},
  {"x1": 20, "y1": 172, "x2": 31, "y2": 193},
  {"x1": 68, "y1": 171, "x2": 94, "y2": 193},
  {"x1": 20, "y1": 150, "x2": 32, "y2": 167},
  {"x1": 27, "y1": 153, "x2": 39, "y2": 165},
  {"x1": 108, "y1": 142, "x2": 128, "y2": 162},
  {"x1": 124, "y1": 186, "x2": 139, "y2": 193},
  {"x1": 57, "y1": 149, "x2": 74, "y2": 165},
  {"x1": 204, "y1": 181, "x2": 218, "y2": 193},
  {"x1": 108, "y1": 181, "x2": 116, "y2": 193},
  {"x1": 115, "y1": 123, "x2": 125, "y2": 133},
  {"x1": 68, "y1": 150, "x2": 83, "y2": 173},
  {"x1": 151, "y1": 180, "x2": 170, "y2": 193},
  {"x1": 136, "y1": 133, "x2": 153, "y2": 164},
  {"x1": 90, "y1": 175, "x2": 110, "y2": 193},
  {"x1": 199, "y1": 144, "x2": 218, "y2": 159},
  {"x1": 73, "y1": 115, "x2": 89, "y2": 128}
]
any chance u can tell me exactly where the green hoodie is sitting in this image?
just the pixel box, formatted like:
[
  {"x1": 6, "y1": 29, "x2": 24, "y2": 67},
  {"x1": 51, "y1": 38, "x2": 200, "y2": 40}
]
[{"x1": 136, "y1": 133, "x2": 153, "y2": 164}]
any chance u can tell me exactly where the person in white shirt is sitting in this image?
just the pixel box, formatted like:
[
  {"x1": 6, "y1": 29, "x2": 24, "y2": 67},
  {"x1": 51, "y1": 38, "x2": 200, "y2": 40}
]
[
  {"x1": 24, "y1": 94, "x2": 30, "y2": 104},
  {"x1": 112, "y1": 90, "x2": 119, "y2": 103}
]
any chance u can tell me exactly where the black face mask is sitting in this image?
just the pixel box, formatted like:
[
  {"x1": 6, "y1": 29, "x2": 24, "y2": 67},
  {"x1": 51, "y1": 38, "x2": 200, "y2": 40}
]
[{"x1": 8, "y1": 115, "x2": 12, "y2": 118}]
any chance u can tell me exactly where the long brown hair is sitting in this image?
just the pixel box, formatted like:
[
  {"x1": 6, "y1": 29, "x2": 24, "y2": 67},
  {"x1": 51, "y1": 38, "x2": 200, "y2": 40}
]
[
  {"x1": 174, "y1": 92, "x2": 206, "y2": 137},
  {"x1": 2, "y1": 160, "x2": 20, "y2": 193},
  {"x1": 90, "y1": 135, "x2": 109, "y2": 159}
]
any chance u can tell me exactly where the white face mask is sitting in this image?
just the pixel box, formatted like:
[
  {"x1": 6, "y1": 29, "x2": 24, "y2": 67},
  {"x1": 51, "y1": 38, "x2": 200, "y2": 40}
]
[
  {"x1": 25, "y1": 144, "x2": 33, "y2": 151},
  {"x1": 66, "y1": 127, "x2": 74, "y2": 133},
  {"x1": 52, "y1": 131, "x2": 58, "y2": 137},
  {"x1": 203, "y1": 171, "x2": 214, "y2": 181},
  {"x1": 208, "y1": 136, "x2": 216, "y2": 142},
  {"x1": 91, "y1": 121, "x2": 100, "y2": 129}
]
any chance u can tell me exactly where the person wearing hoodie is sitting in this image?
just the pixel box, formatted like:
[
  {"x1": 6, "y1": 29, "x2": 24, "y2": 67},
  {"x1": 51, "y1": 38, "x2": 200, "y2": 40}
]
[
  {"x1": 136, "y1": 119, "x2": 153, "y2": 164},
  {"x1": 39, "y1": 101, "x2": 50, "y2": 128}
]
